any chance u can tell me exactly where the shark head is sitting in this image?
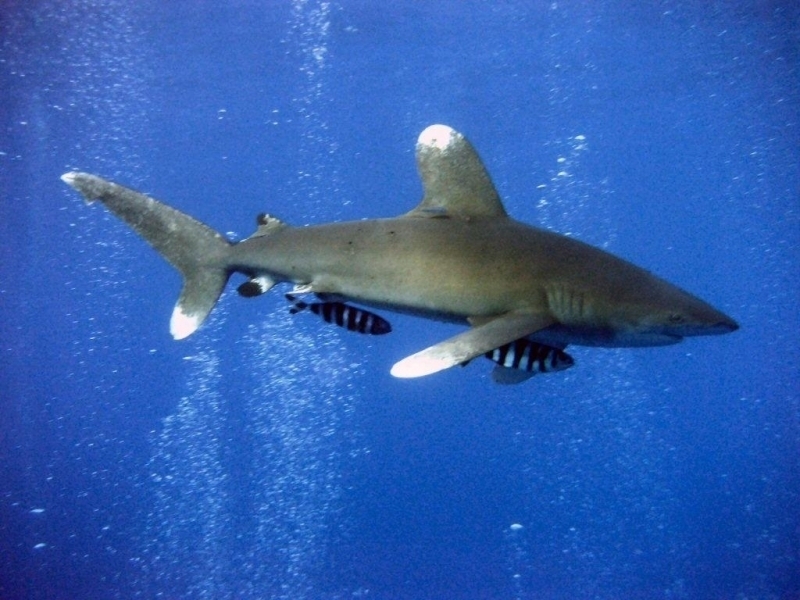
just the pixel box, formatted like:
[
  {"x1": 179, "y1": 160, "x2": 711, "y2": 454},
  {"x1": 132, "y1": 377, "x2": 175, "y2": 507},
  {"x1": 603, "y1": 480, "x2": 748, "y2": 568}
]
[
  {"x1": 542, "y1": 261, "x2": 739, "y2": 348},
  {"x1": 603, "y1": 280, "x2": 739, "y2": 346},
  {"x1": 630, "y1": 304, "x2": 738, "y2": 345}
]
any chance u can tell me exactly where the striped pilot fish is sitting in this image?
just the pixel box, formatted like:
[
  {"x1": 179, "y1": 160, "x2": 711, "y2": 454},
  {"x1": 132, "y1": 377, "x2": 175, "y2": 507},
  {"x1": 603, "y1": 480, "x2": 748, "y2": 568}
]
[
  {"x1": 285, "y1": 295, "x2": 391, "y2": 335},
  {"x1": 485, "y1": 338, "x2": 574, "y2": 384}
]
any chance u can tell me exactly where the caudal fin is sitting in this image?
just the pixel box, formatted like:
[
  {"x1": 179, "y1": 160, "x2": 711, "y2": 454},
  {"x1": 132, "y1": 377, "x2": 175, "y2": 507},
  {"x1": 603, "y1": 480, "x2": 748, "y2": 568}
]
[{"x1": 61, "y1": 172, "x2": 232, "y2": 339}]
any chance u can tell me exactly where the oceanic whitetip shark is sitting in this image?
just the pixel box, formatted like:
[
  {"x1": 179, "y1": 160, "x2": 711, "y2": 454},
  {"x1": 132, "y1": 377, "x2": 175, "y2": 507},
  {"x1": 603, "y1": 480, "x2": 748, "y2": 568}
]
[{"x1": 61, "y1": 124, "x2": 737, "y2": 383}]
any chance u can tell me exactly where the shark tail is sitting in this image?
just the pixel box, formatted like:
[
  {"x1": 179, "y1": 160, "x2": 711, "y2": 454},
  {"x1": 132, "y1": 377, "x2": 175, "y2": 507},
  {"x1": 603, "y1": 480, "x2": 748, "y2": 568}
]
[{"x1": 61, "y1": 172, "x2": 232, "y2": 339}]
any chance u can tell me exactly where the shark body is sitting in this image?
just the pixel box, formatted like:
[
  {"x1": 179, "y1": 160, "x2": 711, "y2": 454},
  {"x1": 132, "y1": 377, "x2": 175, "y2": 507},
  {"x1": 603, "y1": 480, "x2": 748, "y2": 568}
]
[{"x1": 61, "y1": 124, "x2": 737, "y2": 381}]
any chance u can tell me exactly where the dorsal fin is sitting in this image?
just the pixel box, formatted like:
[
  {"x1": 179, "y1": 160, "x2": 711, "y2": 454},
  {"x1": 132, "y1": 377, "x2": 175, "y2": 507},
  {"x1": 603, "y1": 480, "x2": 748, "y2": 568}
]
[{"x1": 404, "y1": 124, "x2": 508, "y2": 220}]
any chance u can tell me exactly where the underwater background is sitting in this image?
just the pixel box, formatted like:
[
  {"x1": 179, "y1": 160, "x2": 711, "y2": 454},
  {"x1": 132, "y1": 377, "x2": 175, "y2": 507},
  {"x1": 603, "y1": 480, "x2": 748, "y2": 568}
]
[{"x1": 1, "y1": 1, "x2": 798, "y2": 599}]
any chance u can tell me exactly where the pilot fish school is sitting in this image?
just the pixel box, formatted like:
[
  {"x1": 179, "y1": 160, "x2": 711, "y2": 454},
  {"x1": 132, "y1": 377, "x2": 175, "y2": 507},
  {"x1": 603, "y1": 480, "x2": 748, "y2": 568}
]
[
  {"x1": 284, "y1": 292, "x2": 574, "y2": 385},
  {"x1": 61, "y1": 124, "x2": 737, "y2": 384}
]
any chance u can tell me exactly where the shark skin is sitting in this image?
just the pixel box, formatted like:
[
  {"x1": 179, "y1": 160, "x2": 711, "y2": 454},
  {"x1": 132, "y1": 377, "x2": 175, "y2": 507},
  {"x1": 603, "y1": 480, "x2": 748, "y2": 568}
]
[{"x1": 61, "y1": 124, "x2": 738, "y2": 381}]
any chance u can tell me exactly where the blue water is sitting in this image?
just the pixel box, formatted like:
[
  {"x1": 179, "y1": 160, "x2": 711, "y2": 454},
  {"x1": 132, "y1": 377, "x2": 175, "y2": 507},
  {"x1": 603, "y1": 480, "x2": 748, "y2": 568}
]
[{"x1": 2, "y1": 2, "x2": 798, "y2": 599}]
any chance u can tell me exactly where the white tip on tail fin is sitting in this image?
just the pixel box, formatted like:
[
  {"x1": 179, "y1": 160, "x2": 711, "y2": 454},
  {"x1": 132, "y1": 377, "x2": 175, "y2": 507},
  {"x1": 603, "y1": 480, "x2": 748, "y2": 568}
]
[
  {"x1": 170, "y1": 307, "x2": 203, "y2": 340},
  {"x1": 61, "y1": 172, "x2": 233, "y2": 339},
  {"x1": 168, "y1": 269, "x2": 230, "y2": 339}
]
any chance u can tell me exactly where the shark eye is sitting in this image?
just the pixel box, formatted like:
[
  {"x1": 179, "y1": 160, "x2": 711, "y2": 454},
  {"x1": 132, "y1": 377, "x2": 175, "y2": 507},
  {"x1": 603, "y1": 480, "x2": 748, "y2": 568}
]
[{"x1": 668, "y1": 313, "x2": 686, "y2": 324}]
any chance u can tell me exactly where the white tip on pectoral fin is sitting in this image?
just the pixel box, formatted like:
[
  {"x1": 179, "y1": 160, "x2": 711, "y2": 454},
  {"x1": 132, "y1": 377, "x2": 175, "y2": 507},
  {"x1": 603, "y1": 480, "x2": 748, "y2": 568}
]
[
  {"x1": 390, "y1": 312, "x2": 555, "y2": 379},
  {"x1": 390, "y1": 353, "x2": 455, "y2": 379}
]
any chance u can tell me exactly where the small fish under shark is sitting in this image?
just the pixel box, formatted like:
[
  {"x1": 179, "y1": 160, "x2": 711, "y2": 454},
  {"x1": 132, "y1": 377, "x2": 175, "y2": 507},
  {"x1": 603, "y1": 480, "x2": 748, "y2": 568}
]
[
  {"x1": 484, "y1": 338, "x2": 574, "y2": 384},
  {"x1": 285, "y1": 294, "x2": 392, "y2": 335},
  {"x1": 283, "y1": 293, "x2": 566, "y2": 380},
  {"x1": 60, "y1": 124, "x2": 738, "y2": 384}
]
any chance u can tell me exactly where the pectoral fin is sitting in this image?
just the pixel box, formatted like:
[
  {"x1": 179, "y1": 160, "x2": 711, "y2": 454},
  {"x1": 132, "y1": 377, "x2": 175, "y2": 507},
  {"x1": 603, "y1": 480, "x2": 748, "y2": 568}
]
[{"x1": 390, "y1": 313, "x2": 554, "y2": 379}]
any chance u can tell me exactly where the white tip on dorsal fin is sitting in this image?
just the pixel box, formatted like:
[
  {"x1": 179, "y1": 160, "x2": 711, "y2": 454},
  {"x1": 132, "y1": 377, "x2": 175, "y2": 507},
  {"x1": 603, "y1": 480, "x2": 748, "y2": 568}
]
[{"x1": 404, "y1": 124, "x2": 508, "y2": 221}]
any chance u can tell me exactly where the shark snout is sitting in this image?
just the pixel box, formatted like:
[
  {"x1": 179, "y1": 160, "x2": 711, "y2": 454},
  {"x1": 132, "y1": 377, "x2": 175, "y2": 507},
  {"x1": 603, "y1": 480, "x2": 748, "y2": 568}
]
[
  {"x1": 678, "y1": 311, "x2": 739, "y2": 337},
  {"x1": 712, "y1": 317, "x2": 739, "y2": 334}
]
